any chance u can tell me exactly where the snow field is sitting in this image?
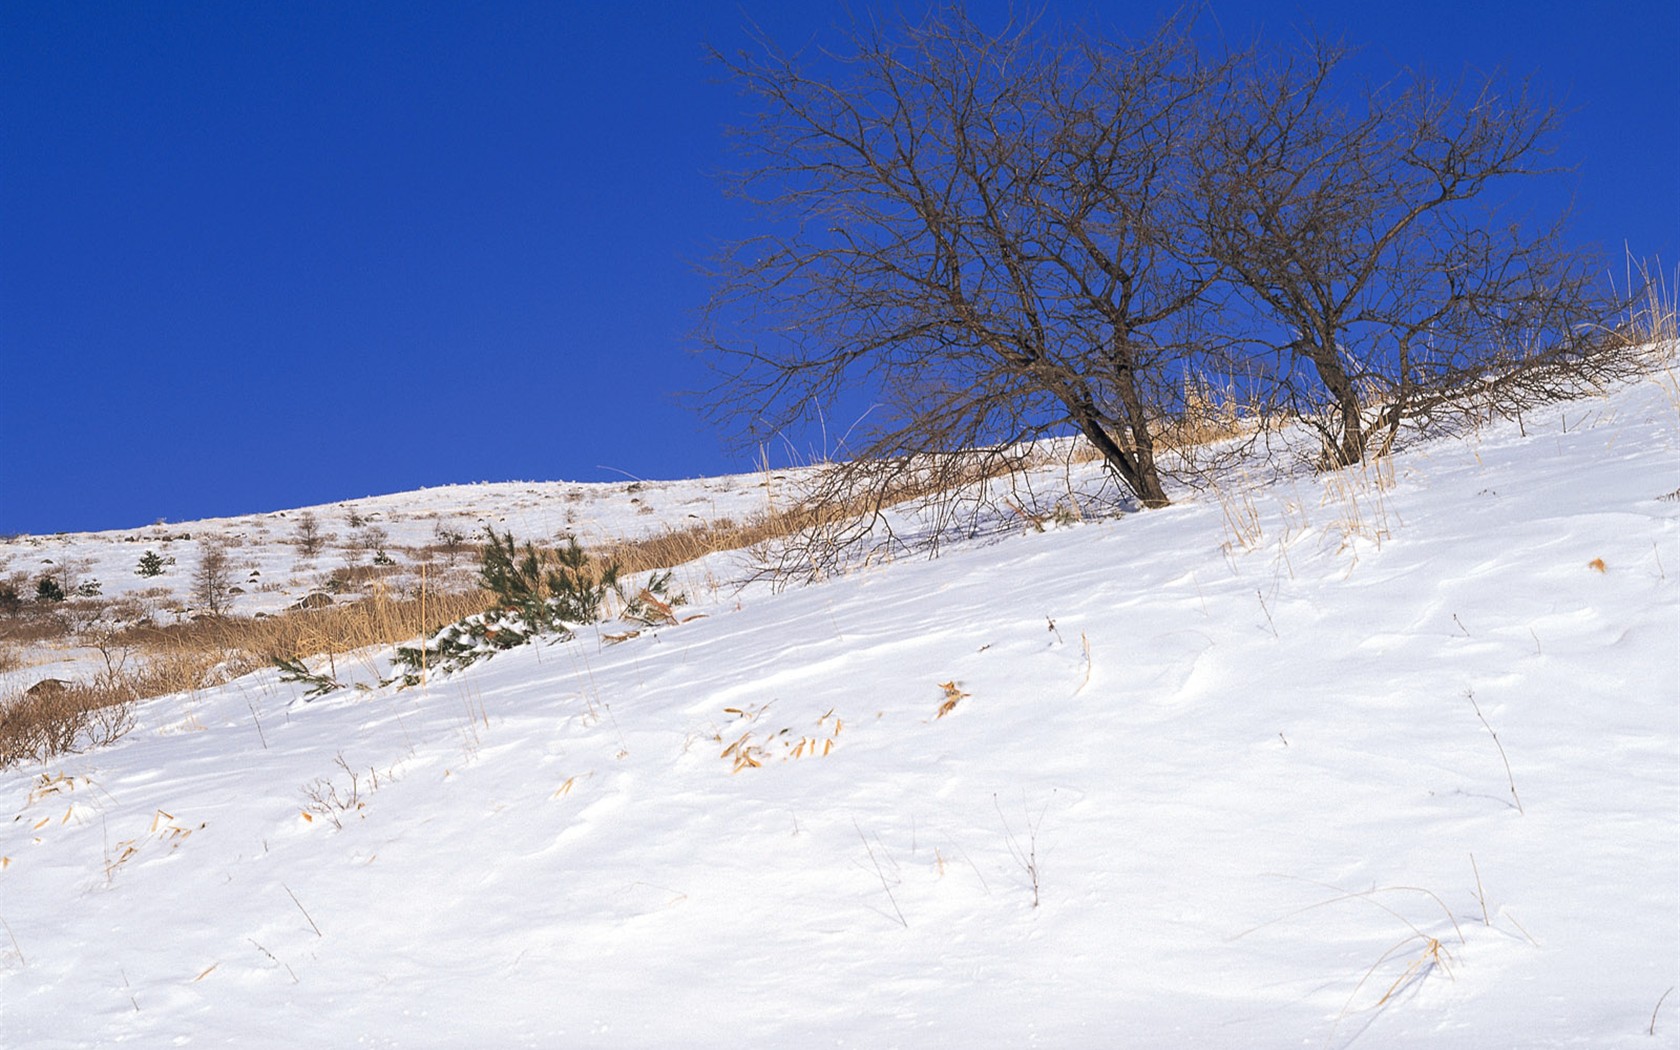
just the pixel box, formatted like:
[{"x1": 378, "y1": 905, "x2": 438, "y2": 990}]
[{"x1": 0, "y1": 374, "x2": 1676, "y2": 1047}]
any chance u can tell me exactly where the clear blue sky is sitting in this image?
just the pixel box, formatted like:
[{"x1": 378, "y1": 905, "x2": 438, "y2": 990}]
[{"x1": 3, "y1": 1, "x2": 1675, "y2": 535}]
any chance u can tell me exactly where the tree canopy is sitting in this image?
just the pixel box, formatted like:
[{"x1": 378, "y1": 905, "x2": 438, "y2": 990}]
[{"x1": 701, "y1": 6, "x2": 1625, "y2": 527}]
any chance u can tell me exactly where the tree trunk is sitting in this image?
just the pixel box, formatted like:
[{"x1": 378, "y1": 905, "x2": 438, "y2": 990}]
[
  {"x1": 1302, "y1": 337, "x2": 1366, "y2": 467},
  {"x1": 1104, "y1": 338, "x2": 1170, "y2": 505},
  {"x1": 1071, "y1": 408, "x2": 1170, "y2": 508}
]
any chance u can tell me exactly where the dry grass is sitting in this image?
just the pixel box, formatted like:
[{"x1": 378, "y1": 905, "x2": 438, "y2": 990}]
[
  {"x1": 114, "y1": 586, "x2": 491, "y2": 665},
  {"x1": 1620, "y1": 258, "x2": 1677, "y2": 348},
  {"x1": 935, "y1": 680, "x2": 968, "y2": 719},
  {"x1": 0, "y1": 610, "x2": 75, "y2": 646},
  {"x1": 0, "y1": 583, "x2": 498, "y2": 768},
  {"x1": 1058, "y1": 387, "x2": 1260, "y2": 468},
  {"x1": 600, "y1": 499, "x2": 883, "y2": 575},
  {"x1": 577, "y1": 392, "x2": 1255, "y2": 584},
  {"x1": 0, "y1": 683, "x2": 136, "y2": 769},
  {"x1": 1213, "y1": 473, "x2": 1267, "y2": 553},
  {"x1": 1155, "y1": 377, "x2": 1254, "y2": 450},
  {"x1": 604, "y1": 378, "x2": 1265, "y2": 586},
  {"x1": 1319, "y1": 454, "x2": 1397, "y2": 555},
  {"x1": 714, "y1": 703, "x2": 842, "y2": 773},
  {"x1": 2, "y1": 499, "x2": 870, "y2": 769}
]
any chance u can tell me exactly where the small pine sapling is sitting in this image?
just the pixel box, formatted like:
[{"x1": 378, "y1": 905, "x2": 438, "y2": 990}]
[
  {"x1": 389, "y1": 531, "x2": 628, "y2": 685},
  {"x1": 272, "y1": 657, "x2": 344, "y2": 699},
  {"x1": 545, "y1": 535, "x2": 622, "y2": 623}
]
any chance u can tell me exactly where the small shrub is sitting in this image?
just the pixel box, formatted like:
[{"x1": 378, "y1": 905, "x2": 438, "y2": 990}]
[
  {"x1": 351, "y1": 525, "x2": 390, "y2": 558},
  {"x1": 272, "y1": 656, "x2": 345, "y2": 699},
  {"x1": 192, "y1": 542, "x2": 233, "y2": 616},
  {"x1": 479, "y1": 528, "x2": 621, "y2": 625},
  {"x1": 75, "y1": 579, "x2": 102, "y2": 598},
  {"x1": 292, "y1": 512, "x2": 324, "y2": 556},
  {"x1": 300, "y1": 754, "x2": 384, "y2": 829},
  {"x1": 622, "y1": 569, "x2": 689, "y2": 626},
  {"x1": 34, "y1": 577, "x2": 65, "y2": 603},
  {"x1": 0, "y1": 685, "x2": 135, "y2": 770},
  {"x1": 433, "y1": 522, "x2": 469, "y2": 564},
  {"x1": 389, "y1": 606, "x2": 545, "y2": 685},
  {"x1": 136, "y1": 550, "x2": 167, "y2": 577},
  {"x1": 389, "y1": 530, "x2": 627, "y2": 685}
]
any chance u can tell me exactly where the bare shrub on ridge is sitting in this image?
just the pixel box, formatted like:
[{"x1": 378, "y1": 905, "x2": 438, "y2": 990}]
[{"x1": 192, "y1": 541, "x2": 233, "y2": 618}]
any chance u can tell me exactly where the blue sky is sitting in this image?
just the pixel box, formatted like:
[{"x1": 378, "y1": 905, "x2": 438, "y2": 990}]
[{"x1": 3, "y1": 1, "x2": 1675, "y2": 535}]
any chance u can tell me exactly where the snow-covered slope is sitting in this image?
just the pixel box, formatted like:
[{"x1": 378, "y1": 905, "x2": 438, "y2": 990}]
[
  {"x1": 1, "y1": 375, "x2": 1676, "y2": 1048},
  {"x1": 0, "y1": 470, "x2": 796, "y2": 616}
]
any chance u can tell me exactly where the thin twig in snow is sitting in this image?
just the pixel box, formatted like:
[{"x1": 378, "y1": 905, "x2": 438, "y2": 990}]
[
  {"x1": 246, "y1": 699, "x2": 268, "y2": 749},
  {"x1": 248, "y1": 938, "x2": 299, "y2": 983},
  {"x1": 1256, "y1": 589, "x2": 1279, "y2": 638},
  {"x1": 1469, "y1": 853, "x2": 1489, "y2": 926},
  {"x1": 854, "y1": 820, "x2": 907, "y2": 928},
  {"x1": 1653, "y1": 986, "x2": 1675, "y2": 1037},
  {"x1": 282, "y1": 883, "x2": 323, "y2": 937},
  {"x1": 995, "y1": 791, "x2": 1047, "y2": 908},
  {"x1": 1467, "y1": 688, "x2": 1523, "y2": 814},
  {"x1": 0, "y1": 911, "x2": 23, "y2": 966}
]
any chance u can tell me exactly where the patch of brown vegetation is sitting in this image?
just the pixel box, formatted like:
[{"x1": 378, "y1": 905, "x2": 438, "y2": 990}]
[
  {"x1": 1, "y1": 681, "x2": 136, "y2": 770},
  {"x1": 0, "y1": 611, "x2": 75, "y2": 646}
]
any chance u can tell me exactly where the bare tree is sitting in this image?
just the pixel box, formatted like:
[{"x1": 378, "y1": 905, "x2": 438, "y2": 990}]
[
  {"x1": 192, "y1": 541, "x2": 232, "y2": 617},
  {"x1": 348, "y1": 525, "x2": 390, "y2": 565},
  {"x1": 1193, "y1": 42, "x2": 1617, "y2": 467},
  {"x1": 702, "y1": 7, "x2": 1235, "y2": 518},
  {"x1": 292, "y1": 512, "x2": 323, "y2": 557},
  {"x1": 705, "y1": 6, "x2": 1627, "y2": 560}
]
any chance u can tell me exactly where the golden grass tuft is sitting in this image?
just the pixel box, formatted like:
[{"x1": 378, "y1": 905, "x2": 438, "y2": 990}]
[
  {"x1": 935, "y1": 680, "x2": 968, "y2": 718},
  {"x1": 1157, "y1": 377, "x2": 1253, "y2": 449},
  {"x1": 714, "y1": 704, "x2": 842, "y2": 772},
  {"x1": 1621, "y1": 259, "x2": 1677, "y2": 348}
]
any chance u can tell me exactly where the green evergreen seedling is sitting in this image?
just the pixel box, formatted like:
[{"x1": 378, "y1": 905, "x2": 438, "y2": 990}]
[{"x1": 272, "y1": 656, "x2": 344, "y2": 699}]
